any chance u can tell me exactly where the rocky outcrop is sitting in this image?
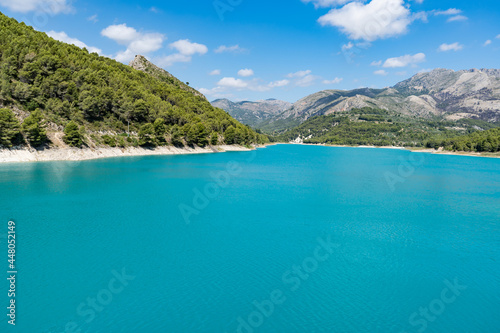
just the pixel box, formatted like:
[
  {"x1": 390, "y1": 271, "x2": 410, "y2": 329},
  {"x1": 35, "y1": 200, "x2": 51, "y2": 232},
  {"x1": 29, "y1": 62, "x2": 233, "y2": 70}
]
[{"x1": 129, "y1": 55, "x2": 207, "y2": 100}]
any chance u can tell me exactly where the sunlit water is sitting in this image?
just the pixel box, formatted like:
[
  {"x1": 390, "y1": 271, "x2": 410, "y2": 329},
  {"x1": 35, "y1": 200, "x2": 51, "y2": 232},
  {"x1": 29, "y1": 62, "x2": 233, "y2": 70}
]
[{"x1": 1, "y1": 144, "x2": 499, "y2": 333}]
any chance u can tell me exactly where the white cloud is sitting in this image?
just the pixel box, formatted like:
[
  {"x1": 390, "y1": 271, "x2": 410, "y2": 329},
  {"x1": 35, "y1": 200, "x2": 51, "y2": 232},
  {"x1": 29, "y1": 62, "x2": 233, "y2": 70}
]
[
  {"x1": 88, "y1": 15, "x2": 98, "y2": 23},
  {"x1": 301, "y1": 0, "x2": 354, "y2": 9},
  {"x1": 156, "y1": 40, "x2": 208, "y2": 66},
  {"x1": 342, "y1": 42, "x2": 354, "y2": 51},
  {"x1": 214, "y1": 45, "x2": 245, "y2": 53},
  {"x1": 414, "y1": 0, "x2": 424, "y2": 3},
  {"x1": 322, "y1": 77, "x2": 343, "y2": 84},
  {"x1": 371, "y1": 60, "x2": 382, "y2": 66},
  {"x1": 156, "y1": 54, "x2": 192, "y2": 67},
  {"x1": 268, "y1": 79, "x2": 290, "y2": 88},
  {"x1": 0, "y1": 0, "x2": 72, "y2": 14},
  {"x1": 201, "y1": 75, "x2": 292, "y2": 97},
  {"x1": 447, "y1": 15, "x2": 468, "y2": 22},
  {"x1": 238, "y1": 69, "x2": 254, "y2": 77},
  {"x1": 129, "y1": 34, "x2": 165, "y2": 54},
  {"x1": 209, "y1": 69, "x2": 221, "y2": 76},
  {"x1": 484, "y1": 40, "x2": 492, "y2": 47},
  {"x1": 295, "y1": 75, "x2": 320, "y2": 87},
  {"x1": 101, "y1": 24, "x2": 141, "y2": 45},
  {"x1": 217, "y1": 77, "x2": 248, "y2": 89},
  {"x1": 431, "y1": 8, "x2": 468, "y2": 22},
  {"x1": 438, "y1": 42, "x2": 463, "y2": 52},
  {"x1": 46, "y1": 31, "x2": 102, "y2": 54},
  {"x1": 383, "y1": 53, "x2": 426, "y2": 68},
  {"x1": 497, "y1": 34, "x2": 500, "y2": 39},
  {"x1": 374, "y1": 69, "x2": 388, "y2": 76},
  {"x1": 287, "y1": 70, "x2": 312, "y2": 78},
  {"x1": 170, "y1": 39, "x2": 208, "y2": 56},
  {"x1": 434, "y1": 8, "x2": 462, "y2": 16},
  {"x1": 317, "y1": 0, "x2": 412, "y2": 41},
  {"x1": 101, "y1": 24, "x2": 165, "y2": 63}
]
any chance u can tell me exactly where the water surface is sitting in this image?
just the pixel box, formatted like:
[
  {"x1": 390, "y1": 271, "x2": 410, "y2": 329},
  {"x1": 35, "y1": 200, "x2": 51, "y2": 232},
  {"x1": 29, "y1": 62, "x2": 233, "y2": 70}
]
[{"x1": 0, "y1": 145, "x2": 499, "y2": 332}]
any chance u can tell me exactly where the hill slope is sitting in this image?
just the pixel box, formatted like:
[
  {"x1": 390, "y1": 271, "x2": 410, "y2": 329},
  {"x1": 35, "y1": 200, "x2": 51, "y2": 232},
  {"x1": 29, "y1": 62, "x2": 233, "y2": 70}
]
[{"x1": 0, "y1": 12, "x2": 267, "y2": 149}]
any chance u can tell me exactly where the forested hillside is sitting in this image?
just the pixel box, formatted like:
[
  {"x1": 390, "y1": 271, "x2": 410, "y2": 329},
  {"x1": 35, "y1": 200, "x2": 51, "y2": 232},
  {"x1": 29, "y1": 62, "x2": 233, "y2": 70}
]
[
  {"x1": 0, "y1": 12, "x2": 268, "y2": 149},
  {"x1": 278, "y1": 107, "x2": 500, "y2": 152}
]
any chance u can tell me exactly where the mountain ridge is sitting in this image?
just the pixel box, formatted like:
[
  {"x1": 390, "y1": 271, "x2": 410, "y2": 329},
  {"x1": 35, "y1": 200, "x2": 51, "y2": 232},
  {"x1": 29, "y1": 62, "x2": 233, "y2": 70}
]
[{"x1": 214, "y1": 68, "x2": 500, "y2": 133}]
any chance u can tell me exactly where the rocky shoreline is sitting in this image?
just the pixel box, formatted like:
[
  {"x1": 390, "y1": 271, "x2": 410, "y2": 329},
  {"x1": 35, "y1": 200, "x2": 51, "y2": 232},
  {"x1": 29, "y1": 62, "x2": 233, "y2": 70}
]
[{"x1": 0, "y1": 145, "x2": 255, "y2": 163}]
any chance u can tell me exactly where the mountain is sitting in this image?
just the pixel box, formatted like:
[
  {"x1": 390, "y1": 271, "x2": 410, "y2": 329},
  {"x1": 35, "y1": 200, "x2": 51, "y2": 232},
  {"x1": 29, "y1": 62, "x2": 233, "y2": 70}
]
[
  {"x1": 211, "y1": 98, "x2": 292, "y2": 128},
  {"x1": 0, "y1": 12, "x2": 267, "y2": 149},
  {"x1": 262, "y1": 69, "x2": 500, "y2": 133}
]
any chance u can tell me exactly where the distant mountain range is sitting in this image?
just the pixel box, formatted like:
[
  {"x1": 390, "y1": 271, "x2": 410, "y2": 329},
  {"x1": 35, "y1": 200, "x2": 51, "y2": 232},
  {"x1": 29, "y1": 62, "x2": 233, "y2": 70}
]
[
  {"x1": 211, "y1": 98, "x2": 292, "y2": 128},
  {"x1": 213, "y1": 69, "x2": 500, "y2": 133}
]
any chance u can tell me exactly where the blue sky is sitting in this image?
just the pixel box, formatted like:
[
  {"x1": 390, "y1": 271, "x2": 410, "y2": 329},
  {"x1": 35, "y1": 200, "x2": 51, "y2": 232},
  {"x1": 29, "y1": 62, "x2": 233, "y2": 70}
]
[{"x1": 0, "y1": 0, "x2": 499, "y2": 102}]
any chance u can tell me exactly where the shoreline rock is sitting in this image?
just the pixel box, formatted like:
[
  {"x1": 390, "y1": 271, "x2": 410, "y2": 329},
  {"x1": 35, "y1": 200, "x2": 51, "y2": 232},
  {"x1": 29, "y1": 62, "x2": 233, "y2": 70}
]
[{"x1": 0, "y1": 145, "x2": 255, "y2": 164}]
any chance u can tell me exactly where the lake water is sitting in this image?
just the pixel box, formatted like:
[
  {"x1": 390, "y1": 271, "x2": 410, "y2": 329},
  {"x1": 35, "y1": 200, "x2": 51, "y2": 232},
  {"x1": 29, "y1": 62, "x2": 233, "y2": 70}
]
[{"x1": 1, "y1": 144, "x2": 499, "y2": 333}]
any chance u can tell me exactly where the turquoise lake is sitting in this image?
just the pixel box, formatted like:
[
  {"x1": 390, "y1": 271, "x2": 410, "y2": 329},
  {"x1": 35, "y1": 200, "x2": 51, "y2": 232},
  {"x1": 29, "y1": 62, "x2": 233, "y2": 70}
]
[{"x1": 1, "y1": 144, "x2": 499, "y2": 333}]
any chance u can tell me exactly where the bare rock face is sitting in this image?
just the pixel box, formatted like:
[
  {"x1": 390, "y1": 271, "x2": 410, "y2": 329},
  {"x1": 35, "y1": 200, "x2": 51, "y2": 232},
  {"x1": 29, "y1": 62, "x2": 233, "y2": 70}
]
[{"x1": 129, "y1": 55, "x2": 207, "y2": 100}]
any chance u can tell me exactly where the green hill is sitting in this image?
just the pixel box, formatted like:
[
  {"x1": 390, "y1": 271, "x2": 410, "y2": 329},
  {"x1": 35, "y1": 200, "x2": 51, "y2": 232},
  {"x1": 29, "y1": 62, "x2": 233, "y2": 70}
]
[
  {"x1": 0, "y1": 12, "x2": 268, "y2": 149},
  {"x1": 277, "y1": 107, "x2": 500, "y2": 152}
]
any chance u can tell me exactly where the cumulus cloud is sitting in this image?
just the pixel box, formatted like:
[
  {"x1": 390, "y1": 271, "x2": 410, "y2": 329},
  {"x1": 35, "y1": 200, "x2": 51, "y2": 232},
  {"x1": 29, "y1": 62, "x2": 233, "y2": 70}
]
[
  {"x1": 155, "y1": 39, "x2": 208, "y2": 66},
  {"x1": 101, "y1": 24, "x2": 165, "y2": 62},
  {"x1": 317, "y1": 0, "x2": 412, "y2": 41},
  {"x1": 217, "y1": 77, "x2": 249, "y2": 89},
  {"x1": 322, "y1": 77, "x2": 343, "y2": 84},
  {"x1": 209, "y1": 69, "x2": 221, "y2": 76},
  {"x1": 170, "y1": 39, "x2": 208, "y2": 56},
  {"x1": 238, "y1": 69, "x2": 254, "y2": 77},
  {"x1": 383, "y1": 53, "x2": 426, "y2": 68},
  {"x1": 0, "y1": 0, "x2": 72, "y2": 14},
  {"x1": 46, "y1": 31, "x2": 102, "y2": 54},
  {"x1": 374, "y1": 69, "x2": 388, "y2": 76},
  {"x1": 214, "y1": 45, "x2": 245, "y2": 53},
  {"x1": 101, "y1": 24, "x2": 141, "y2": 45},
  {"x1": 438, "y1": 42, "x2": 463, "y2": 52}
]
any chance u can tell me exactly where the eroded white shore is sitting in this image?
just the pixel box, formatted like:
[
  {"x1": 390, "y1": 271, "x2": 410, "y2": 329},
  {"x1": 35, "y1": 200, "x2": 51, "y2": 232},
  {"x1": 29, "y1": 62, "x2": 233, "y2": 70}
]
[{"x1": 0, "y1": 145, "x2": 254, "y2": 163}]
